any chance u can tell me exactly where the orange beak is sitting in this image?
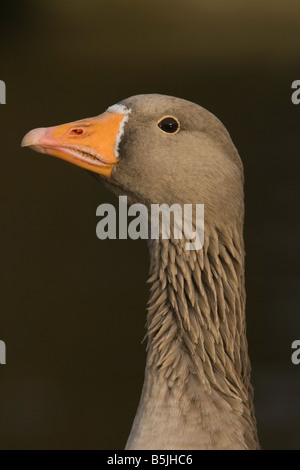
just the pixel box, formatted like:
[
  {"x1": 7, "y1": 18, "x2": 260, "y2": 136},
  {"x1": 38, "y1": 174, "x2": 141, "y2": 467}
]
[{"x1": 21, "y1": 111, "x2": 127, "y2": 177}]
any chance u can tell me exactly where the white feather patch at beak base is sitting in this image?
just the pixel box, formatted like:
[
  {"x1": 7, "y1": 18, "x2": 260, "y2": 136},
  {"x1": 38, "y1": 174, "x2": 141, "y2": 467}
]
[{"x1": 107, "y1": 103, "x2": 131, "y2": 158}]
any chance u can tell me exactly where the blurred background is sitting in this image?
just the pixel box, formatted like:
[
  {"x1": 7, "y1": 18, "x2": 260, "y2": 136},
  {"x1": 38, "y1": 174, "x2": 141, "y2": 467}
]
[{"x1": 0, "y1": 0, "x2": 299, "y2": 449}]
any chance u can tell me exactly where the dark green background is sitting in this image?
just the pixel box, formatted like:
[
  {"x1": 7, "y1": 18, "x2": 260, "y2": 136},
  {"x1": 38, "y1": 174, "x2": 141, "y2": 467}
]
[{"x1": 0, "y1": 0, "x2": 299, "y2": 449}]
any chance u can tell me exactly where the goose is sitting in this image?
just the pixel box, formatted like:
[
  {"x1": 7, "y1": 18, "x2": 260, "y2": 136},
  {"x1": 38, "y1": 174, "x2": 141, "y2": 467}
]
[{"x1": 21, "y1": 94, "x2": 259, "y2": 450}]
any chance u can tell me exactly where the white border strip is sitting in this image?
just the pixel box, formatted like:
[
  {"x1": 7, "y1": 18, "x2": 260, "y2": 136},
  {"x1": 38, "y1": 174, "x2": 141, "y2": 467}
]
[{"x1": 107, "y1": 103, "x2": 131, "y2": 158}]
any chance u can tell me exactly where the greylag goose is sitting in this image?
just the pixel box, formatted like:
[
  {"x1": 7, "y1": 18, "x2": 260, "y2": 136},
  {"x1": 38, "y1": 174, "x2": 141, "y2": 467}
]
[{"x1": 22, "y1": 94, "x2": 259, "y2": 450}]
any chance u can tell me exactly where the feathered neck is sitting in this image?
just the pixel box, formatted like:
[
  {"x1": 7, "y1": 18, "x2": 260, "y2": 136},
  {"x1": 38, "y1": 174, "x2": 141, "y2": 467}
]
[{"x1": 126, "y1": 224, "x2": 259, "y2": 450}]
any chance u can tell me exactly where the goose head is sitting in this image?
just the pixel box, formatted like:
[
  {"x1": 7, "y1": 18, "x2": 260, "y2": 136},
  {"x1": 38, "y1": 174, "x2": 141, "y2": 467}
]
[{"x1": 22, "y1": 94, "x2": 243, "y2": 230}]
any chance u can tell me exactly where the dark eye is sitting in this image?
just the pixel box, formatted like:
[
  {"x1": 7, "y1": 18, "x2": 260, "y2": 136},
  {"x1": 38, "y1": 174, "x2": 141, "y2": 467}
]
[{"x1": 157, "y1": 116, "x2": 180, "y2": 134}]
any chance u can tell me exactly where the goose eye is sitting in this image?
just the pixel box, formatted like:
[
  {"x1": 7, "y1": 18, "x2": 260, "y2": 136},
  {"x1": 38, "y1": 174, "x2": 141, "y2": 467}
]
[{"x1": 157, "y1": 116, "x2": 180, "y2": 134}]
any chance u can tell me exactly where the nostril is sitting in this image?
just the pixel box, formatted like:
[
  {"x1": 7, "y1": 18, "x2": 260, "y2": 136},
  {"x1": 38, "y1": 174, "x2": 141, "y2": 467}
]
[{"x1": 69, "y1": 128, "x2": 84, "y2": 135}]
